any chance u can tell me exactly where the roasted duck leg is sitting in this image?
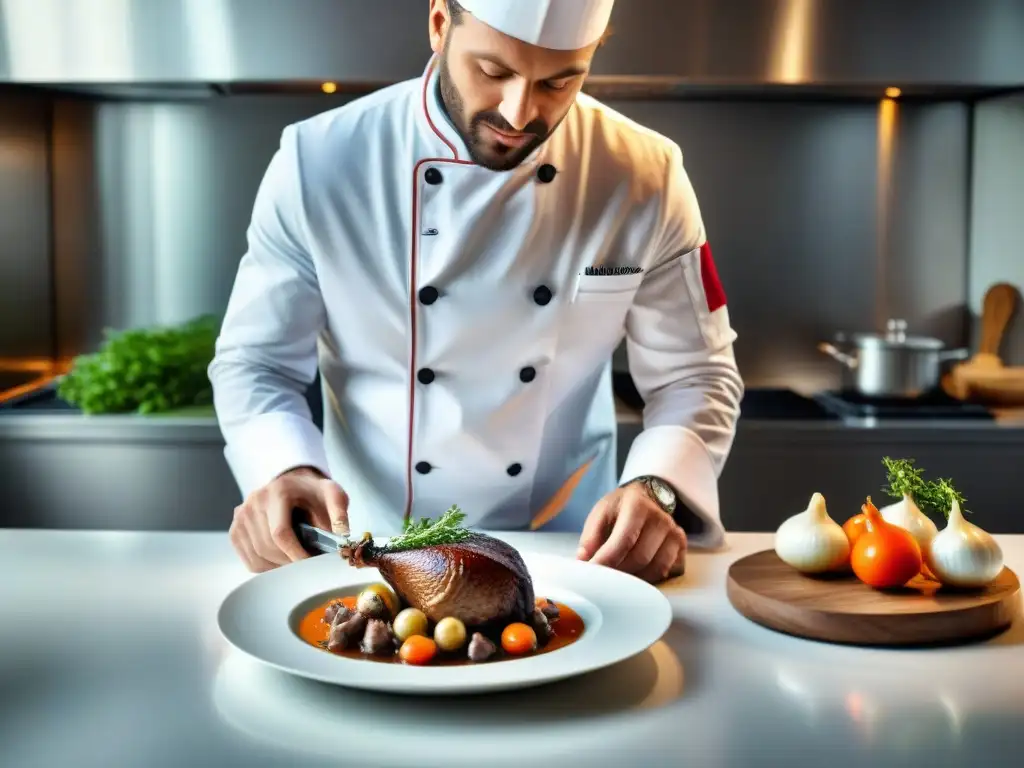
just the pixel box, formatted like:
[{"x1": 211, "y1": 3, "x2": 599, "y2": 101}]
[{"x1": 340, "y1": 515, "x2": 535, "y2": 629}]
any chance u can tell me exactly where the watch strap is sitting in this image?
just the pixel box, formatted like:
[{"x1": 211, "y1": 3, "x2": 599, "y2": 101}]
[
  {"x1": 623, "y1": 475, "x2": 705, "y2": 536},
  {"x1": 626, "y1": 475, "x2": 676, "y2": 514}
]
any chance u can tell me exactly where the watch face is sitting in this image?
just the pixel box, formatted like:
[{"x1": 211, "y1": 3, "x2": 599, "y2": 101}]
[{"x1": 650, "y1": 479, "x2": 674, "y2": 508}]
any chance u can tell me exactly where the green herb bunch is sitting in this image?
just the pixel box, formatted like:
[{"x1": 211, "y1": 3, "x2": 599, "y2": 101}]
[
  {"x1": 928, "y1": 477, "x2": 969, "y2": 517},
  {"x1": 386, "y1": 505, "x2": 471, "y2": 551},
  {"x1": 57, "y1": 314, "x2": 220, "y2": 415},
  {"x1": 881, "y1": 456, "x2": 969, "y2": 518}
]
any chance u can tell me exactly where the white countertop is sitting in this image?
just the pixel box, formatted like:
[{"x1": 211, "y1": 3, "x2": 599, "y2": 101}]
[{"x1": 1, "y1": 529, "x2": 1021, "y2": 768}]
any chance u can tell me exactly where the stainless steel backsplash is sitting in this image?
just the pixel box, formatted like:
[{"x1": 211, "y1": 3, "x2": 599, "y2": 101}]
[
  {"x1": 49, "y1": 95, "x2": 340, "y2": 360},
  {"x1": 3, "y1": 86, "x2": 1015, "y2": 388},
  {"x1": 2, "y1": 0, "x2": 1022, "y2": 86},
  {"x1": 610, "y1": 98, "x2": 970, "y2": 389},
  {"x1": 0, "y1": 91, "x2": 53, "y2": 361},
  {"x1": 969, "y1": 92, "x2": 1024, "y2": 364}
]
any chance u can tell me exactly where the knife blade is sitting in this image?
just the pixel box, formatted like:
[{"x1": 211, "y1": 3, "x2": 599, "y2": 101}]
[
  {"x1": 296, "y1": 522, "x2": 350, "y2": 555},
  {"x1": 290, "y1": 506, "x2": 354, "y2": 556}
]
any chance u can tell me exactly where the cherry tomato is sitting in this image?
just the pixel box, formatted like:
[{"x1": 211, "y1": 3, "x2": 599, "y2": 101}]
[
  {"x1": 399, "y1": 635, "x2": 437, "y2": 665},
  {"x1": 850, "y1": 496, "x2": 923, "y2": 588},
  {"x1": 501, "y1": 623, "x2": 538, "y2": 655}
]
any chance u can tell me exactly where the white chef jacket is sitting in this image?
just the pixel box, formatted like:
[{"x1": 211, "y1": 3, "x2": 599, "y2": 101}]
[{"x1": 208, "y1": 56, "x2": 744, "y2": 549}]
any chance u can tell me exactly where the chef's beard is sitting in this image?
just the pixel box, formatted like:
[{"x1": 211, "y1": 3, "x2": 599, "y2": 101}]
[{"x1": 438, "y1": 51, "x2": 550, "y2": 172}]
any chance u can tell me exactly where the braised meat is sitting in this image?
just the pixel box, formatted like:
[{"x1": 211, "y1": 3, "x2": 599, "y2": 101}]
[
  {"x1": 324, "y1": 601, "x2": 352, "y2": 625},
  {"x1": 327, "y1": 612, "x2": 366, "y2": 651},
  {"x1": 530, "y1": 607, "x2": 553, "y2": 643},
  {"x1": 538, "y1": 598, "x2": 560, "y2": 620},
  {"x1": 467, "y1": 632, "x2": 497, "y2": 662},
  {"x1": 341, "y1": 532, "x2": 535, "y2": 629},
  {"x1": 360, "y1": 619, "x2": 395, "y2": 655}
]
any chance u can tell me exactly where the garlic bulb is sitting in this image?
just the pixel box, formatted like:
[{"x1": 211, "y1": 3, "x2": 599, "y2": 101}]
[
  {"x1": 880, "y1": 493, "x2": 939, "y2": 550},
  {"x1": 775, "y1": 492, "x2": 851, "y2": 574},
  {"x1": 924, "y1": 499, "x2": 1004, "y2": 588}
]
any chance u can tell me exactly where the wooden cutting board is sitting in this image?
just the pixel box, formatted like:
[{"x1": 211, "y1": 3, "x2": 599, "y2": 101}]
[{"x1": 726, "y1": 550, "x2": 1021, "y2": 647}]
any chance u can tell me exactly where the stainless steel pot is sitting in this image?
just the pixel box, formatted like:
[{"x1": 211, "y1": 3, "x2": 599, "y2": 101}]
[{"x1": 818, "y1": 319, "x2": 968, "y2": 398}]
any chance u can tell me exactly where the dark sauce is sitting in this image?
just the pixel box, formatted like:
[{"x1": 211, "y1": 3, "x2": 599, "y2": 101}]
[{"x1": 296, "y1": 596, "x2": 585, "y2": 665}]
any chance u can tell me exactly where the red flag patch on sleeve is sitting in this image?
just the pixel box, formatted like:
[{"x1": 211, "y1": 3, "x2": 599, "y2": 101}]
[{"x1": 699, "y1": 241, "x2": 727, "y2": 312}]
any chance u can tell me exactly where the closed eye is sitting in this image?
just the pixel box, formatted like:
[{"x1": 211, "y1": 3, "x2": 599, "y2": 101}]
[{"x1": 480, "y1": 65, "x2": 512, "y2": 80}]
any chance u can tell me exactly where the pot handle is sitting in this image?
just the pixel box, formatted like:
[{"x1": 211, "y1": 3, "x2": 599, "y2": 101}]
[
  {"x1": 817, "y1": 341, "x2": 858, "y2": 369},
  {"x1": 938, "y1": 347, "x2": 970, "y2": 362}
]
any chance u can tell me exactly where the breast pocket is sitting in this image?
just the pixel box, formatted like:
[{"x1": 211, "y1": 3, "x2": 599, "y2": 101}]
[
  {"x1": 547, "y1": 269, "x2": 644, "y2": 398},
  {"x1": 571, "y1": 271, "x2": 645, "y2": 303},
  {"x1": 556, "y1": 269, "x2": 644, "y2": 361}
]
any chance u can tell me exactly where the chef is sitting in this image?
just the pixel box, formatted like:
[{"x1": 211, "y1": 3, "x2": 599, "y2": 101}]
[{"x1": 208, "y1": 0, "x2": 744, "y2": 583}]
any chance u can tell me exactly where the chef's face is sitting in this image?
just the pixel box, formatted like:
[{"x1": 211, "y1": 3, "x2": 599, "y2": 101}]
[{"x1": 429, "y1": 0, "x2": 600, "y2": 171}]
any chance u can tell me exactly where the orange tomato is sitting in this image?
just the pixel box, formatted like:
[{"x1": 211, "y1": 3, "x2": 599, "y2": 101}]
[
  {"x1": 399, "y1": 635, "x2": 437, "y2": 665},
  {"x1": 850, "y1": 497, "x2": 922, "y2": 588},
  {"x1": 501, "y1": 623, "x2": 538, "y2": 655},
  {"x1": 843, "y1": 513, "x2": 870, "y2": 546}
]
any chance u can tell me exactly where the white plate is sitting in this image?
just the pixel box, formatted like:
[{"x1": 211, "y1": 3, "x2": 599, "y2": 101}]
[{"x1": 216, "y1": 548, "x2": 673, "y2": 695}]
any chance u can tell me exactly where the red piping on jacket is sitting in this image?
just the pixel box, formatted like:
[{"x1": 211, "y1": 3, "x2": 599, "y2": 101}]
[
  {"x1": 699, "y1": 241, "x2": 727, "y2": 312},
  {"x1": 423, "y1": 56, "x2": 460, "y2": 160},
  {"x1": 404, "y1": 59, "x2": 475, "y2": 524}
]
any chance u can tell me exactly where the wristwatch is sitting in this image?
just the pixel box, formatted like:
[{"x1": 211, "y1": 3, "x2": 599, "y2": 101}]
[{"x1": 630, "y1": 475, "x2": 678, "y2": 516}]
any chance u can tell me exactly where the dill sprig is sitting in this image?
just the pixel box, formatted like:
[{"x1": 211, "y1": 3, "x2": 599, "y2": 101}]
[{"x1": 385, "y1": 505, "x2": 471, "y2": 551}]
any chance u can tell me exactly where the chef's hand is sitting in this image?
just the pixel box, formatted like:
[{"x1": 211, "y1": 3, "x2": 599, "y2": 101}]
[
  {"x1": 576, "y1": 481, "x2": 686, "y2": 583},
  {"x1": 229, "y1": 466, "x2": 350, "y2": 573}
]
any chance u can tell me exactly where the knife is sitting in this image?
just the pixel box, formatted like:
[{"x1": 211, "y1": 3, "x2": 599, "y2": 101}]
[
  {"x1": 291, "y1": 507, "x2": 354, "y2": 556},
  {"x1": 295, "y1": 522, "x2": 349, "y2": 556}
]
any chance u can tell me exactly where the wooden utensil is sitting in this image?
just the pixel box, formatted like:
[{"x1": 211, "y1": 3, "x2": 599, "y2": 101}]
[
  {"x1": 962, "y1": 367, "x2": 1024, "y2": 406},
  {"x1": 978, "y1": 282, "x2": 1018, "y2": 363},
  {"x1": 945, "y1": 282, "x2": 1020, "y2": 399},
  {"x1": 726, "y1": 550, "x2": 1021, "y2": 646}
]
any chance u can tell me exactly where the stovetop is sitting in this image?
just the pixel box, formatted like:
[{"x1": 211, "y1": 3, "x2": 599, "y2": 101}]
[
  {"x1": 612, "y1": 370, "x2": 995, "y2": 421},
  {"x1": 719, "y1": 387, "x2": 993, "y2": 421},
  {"x1": 814, "y1": 389, "x2": 993, "y2": 420},
  {"x1": 736, "y1": 388, "x2": 837, "y2": 420}
]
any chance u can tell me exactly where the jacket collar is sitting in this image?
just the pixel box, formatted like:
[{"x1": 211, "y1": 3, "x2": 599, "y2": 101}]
[
  {"x1": 418, "y1": 55, "x2": 468, "y2": 161},
  {"x1": 416, "y1": 55, "x2": 548, "y2": 171}
]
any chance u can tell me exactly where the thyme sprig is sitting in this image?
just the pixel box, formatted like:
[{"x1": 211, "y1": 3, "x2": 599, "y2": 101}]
[
  {"x1": 929, "y1": 477, "x2": 970, "y2": 517},
  {"x1": 881, "y1": 457, "x2": 928, "y2": 501},
  {"x1": 386, "y1": 505, "x2": 471, "y2": 551},
  {"x1": 880, "y1": 457, "x2": 969, "y2": 519}
]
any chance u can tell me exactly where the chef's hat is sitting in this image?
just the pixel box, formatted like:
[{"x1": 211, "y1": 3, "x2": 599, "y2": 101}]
[{"x1": 457, "y1": 0, "x2": 615, "y2": 51}]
